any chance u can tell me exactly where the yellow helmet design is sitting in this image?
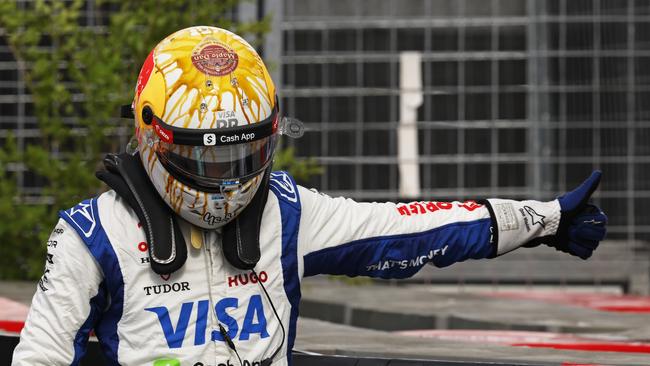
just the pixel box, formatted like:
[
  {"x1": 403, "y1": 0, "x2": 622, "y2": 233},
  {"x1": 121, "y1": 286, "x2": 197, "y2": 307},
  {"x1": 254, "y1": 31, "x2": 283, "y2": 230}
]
[{"x1": 133, "y1": 26, "x2": 279, "y2": 229}]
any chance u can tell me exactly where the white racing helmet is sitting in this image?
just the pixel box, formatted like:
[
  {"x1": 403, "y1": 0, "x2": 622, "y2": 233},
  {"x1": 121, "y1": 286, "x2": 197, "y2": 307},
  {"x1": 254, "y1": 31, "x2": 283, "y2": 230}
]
[{"x1": 132, "y1": 26, "x2": 279, "y2": 229}]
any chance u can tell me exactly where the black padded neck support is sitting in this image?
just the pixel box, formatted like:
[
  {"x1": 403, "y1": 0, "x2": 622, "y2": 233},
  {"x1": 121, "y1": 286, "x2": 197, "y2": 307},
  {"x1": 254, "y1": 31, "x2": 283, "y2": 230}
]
[
  {"x1": 221, "y1": 167, "x2": 271, "y2": 270},
  {"x1": 96, "y1": 153, "x2": 187, "y2": 275},
  {"x1": 96, "y1": 152, "x2": 270, "y2": 273}
]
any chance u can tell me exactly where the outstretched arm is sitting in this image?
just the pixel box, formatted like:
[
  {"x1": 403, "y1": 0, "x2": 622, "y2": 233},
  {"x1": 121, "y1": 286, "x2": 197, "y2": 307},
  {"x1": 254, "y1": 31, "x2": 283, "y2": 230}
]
[
  {"x1": 297, "y1": 172, "x2": 606, "y2": 279},
  {"x1": 298, "y1": 187, "x2": 496, "y2": 278},
  {"x1": 12, "y1": 219, "x2": 103, "y2": 366}
]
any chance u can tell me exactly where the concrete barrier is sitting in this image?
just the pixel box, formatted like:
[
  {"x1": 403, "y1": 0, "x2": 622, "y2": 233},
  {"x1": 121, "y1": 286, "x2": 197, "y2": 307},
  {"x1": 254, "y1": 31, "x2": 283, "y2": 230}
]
[{"x1": 408, "y1": 240, "x2": 650, "y2": 295}]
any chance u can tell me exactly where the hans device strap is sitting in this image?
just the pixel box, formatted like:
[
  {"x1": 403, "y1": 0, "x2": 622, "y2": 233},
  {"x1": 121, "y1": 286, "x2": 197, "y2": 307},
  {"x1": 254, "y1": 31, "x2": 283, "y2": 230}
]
[
  {"x1": 221, "y1": 167, "x2": 271, "y2": 270},
  {"x1": 96, "y1": 152, "x2": 269, "y2": 273},
  {"x1": 96, "y1": 153, "x2": 187, "y2": 275}
]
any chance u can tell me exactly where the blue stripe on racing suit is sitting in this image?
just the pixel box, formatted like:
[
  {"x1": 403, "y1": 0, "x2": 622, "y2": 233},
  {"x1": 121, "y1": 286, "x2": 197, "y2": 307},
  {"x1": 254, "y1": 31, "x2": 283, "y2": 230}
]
[
  {"x1": 302, "y1": 218, "x2": 493, "y2": 278},
  {"x1": 71, "y1": 281, "x2": 107, "y2": 365},
  {"x1": 270, "y1": 172, "x2": 302, "y2": 365},
  {"x1": 60, "y1": 198, "x2": 125, "y2": 365}
]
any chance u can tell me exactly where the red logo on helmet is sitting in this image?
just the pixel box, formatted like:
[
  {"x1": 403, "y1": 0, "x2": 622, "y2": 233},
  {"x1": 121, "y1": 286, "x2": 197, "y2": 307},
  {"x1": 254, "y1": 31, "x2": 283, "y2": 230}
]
[
  {"x1": 191, "y1": 41, "x2": 238, "y2": 76},
  {"x1": 153, "y1": 119, "x2": 174, "y2": 143},
  {"x1": 136, "y1": 50, "x2": 155, "y2": 99}
]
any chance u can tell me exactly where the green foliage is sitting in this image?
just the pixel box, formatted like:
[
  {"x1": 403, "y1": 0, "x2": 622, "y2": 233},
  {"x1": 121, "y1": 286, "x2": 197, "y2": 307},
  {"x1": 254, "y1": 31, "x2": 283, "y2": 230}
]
[
  {"x1": 273, "y1": 145, "x2": 323, "y2": 185},
  {"x1": 0, "y1": 0, "x2": 316, "y2": 280},
  {"x1": 0, "y1": 134, "x2": 49, "y2": 279}
]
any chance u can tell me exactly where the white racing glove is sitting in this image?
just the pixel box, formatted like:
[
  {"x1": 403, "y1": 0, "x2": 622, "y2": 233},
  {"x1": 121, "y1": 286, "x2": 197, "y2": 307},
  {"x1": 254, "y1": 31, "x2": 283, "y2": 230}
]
[{"x1": 486, "y1": 171, "x2": 607, "y2": 259}]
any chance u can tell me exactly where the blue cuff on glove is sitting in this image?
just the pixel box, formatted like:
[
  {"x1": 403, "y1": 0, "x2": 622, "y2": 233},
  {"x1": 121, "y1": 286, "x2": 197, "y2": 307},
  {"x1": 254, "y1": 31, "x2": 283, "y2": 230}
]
[{"x1": 546, "y1": 171, "x2": 608, "y2": 259}]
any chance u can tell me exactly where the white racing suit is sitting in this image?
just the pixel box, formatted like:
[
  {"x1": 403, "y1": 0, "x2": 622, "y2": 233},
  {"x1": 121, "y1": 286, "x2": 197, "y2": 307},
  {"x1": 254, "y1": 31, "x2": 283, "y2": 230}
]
[{"x1": 13, "y1": 171, "x2": 560, "y2": 366}]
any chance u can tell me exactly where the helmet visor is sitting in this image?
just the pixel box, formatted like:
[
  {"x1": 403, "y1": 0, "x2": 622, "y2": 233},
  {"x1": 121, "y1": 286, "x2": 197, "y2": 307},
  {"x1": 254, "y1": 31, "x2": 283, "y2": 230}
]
[{"x1": 154, "y1": 134, "x2": 276, "y2": 189}]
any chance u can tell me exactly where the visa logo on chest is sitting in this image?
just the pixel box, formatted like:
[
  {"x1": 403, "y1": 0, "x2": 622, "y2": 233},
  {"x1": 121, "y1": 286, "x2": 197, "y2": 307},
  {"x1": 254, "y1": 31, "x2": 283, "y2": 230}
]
[{"x1": 145, "y1": 295, "x2": 269, "y2": 349}]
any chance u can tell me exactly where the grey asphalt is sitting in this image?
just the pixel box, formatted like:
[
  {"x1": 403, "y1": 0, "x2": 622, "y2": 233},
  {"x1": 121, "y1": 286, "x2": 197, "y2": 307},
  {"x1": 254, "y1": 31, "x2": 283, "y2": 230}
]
[
  {"x1": 299, "y1": 278, "x2": 650, "y2": 338},
  {"x1": 0, "y1": 281, "x2": 36, "y2": 305},
  {"x1": 296, "y1": 317, "x2": 650, "y2": 366},
  {"x1": 296, "y1": 278, "x2": 650, "y2": 365}
]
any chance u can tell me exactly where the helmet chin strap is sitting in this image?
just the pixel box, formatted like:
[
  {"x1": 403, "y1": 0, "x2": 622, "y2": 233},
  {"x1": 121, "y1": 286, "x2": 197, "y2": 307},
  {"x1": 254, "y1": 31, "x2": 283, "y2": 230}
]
[{"x1": 96, "y1": 152, "x2": 271, "y2": 274}]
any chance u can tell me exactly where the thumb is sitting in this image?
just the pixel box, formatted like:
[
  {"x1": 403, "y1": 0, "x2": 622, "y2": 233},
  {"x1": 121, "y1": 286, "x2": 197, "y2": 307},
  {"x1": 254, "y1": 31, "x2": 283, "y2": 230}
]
[{"x1": 558, "y1": 170, "x2": 602, "y2": 213}]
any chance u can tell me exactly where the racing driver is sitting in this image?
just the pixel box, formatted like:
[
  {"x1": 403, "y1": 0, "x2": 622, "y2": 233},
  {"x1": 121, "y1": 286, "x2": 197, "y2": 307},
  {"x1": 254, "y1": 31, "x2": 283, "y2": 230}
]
[{"x1": 12, "y1": 26, "x2": 607, "y2": 366}]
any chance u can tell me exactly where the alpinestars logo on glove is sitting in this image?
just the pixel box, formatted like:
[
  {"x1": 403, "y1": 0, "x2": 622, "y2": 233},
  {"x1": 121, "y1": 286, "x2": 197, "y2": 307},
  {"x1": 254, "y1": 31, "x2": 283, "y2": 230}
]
[{"x1": 523, "y1": 206, "x2": 546, "y2": 229}]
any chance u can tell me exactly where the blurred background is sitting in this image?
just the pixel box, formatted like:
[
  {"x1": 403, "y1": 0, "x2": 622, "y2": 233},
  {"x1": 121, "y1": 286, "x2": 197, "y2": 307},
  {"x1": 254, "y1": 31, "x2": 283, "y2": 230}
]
[
  {"x1": 279, "y1": 0, "x2": 649, "y2": 240},
  {"x1": 276, "y1": 0, "x2": 650, "y2": 294},
  {"x1": 0, "y1": 0, "x2": 649, "y2": 287}
]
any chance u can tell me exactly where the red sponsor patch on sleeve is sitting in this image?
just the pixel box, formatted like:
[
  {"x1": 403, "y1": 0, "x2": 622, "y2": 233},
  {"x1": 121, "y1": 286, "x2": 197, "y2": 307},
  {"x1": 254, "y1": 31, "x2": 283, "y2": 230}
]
[{"x1": 397, "y1": 200, "x2": 483, "y2": 216}]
